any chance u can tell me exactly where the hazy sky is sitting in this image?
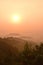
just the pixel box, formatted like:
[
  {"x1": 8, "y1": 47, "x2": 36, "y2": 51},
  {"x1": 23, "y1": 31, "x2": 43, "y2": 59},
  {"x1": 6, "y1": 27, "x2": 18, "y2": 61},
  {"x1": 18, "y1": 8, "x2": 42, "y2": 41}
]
[{"x1": 0, "y1": 0, "x2": 43, "y2": 41}]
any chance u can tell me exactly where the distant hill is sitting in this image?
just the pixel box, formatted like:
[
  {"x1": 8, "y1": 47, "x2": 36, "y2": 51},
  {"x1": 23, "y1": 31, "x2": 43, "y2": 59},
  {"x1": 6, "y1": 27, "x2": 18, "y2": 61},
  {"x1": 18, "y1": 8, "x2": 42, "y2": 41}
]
[
  {"x1": 2, "y1": 37, "x2": 26, "y2": 51},
  {"x1": 6, "y1": 33, "x2": 32, "y2": 40},
  {"x1": 0, "y1": 37, "x2": 36, "y2": 51},
  {"x1": 1, "y1": 33, "x2": 43, "y2": 43}
]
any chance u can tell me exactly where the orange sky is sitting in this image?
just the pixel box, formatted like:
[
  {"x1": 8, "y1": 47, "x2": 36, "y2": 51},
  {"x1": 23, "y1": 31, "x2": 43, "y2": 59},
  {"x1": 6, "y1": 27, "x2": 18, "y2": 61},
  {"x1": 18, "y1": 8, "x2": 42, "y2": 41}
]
[{"x1": 0, "y1": 0, "x2": 43, "y2": 41}]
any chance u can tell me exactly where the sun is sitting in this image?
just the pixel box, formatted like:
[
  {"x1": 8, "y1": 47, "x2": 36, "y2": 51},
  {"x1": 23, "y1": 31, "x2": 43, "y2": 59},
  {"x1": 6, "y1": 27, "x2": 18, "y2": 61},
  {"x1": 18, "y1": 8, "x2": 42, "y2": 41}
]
[
  {"x1": 12, "y1": 15, "x2": 20, "y2": 23},
  {"x1": 13, "y1": 15, "x2": 19, "y2": 21}
]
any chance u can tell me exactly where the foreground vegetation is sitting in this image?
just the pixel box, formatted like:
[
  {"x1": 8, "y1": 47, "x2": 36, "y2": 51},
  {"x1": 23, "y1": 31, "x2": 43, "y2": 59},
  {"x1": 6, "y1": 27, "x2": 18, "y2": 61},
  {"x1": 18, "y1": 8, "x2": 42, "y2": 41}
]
[{"x1": 0, "y1": 38, "x2": 43, "y2": 65}]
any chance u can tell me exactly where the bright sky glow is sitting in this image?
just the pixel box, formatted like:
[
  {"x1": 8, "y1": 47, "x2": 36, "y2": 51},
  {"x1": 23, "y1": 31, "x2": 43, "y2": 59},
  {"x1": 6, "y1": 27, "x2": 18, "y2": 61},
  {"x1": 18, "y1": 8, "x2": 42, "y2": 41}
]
[{"x1": 12, "y1": 15, "x2": 20, "y2": 23}]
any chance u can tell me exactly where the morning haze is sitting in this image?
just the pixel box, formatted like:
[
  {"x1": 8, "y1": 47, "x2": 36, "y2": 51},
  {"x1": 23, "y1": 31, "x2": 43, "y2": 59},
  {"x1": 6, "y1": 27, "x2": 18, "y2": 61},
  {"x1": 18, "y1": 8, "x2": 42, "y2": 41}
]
[{"x1": 0, "y1": 0, "x2": 43, "y2": 41}]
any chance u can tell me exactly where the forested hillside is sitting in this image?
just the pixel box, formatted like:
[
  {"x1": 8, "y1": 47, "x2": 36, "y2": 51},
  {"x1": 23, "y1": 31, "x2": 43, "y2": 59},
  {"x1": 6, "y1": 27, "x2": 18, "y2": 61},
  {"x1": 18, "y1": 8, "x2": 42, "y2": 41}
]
[{"x1": 0, "y1": 37, "x2": 43, "y2": 65}]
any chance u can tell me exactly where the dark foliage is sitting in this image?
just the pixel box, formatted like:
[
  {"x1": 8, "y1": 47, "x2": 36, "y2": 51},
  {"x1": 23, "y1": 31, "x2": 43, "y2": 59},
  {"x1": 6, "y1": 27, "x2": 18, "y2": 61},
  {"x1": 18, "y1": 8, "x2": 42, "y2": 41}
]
[{"x1": 0, "y1": 38, "x2": 43, "y2": 65}]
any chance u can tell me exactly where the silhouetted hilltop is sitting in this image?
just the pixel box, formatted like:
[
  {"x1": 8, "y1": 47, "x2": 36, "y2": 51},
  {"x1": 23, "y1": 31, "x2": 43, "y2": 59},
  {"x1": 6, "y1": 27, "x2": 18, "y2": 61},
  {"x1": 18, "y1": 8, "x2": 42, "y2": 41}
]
[
  {"x1": 6, "y1": 33, "x2": 32, "y2": 41},
  {"x1": 0, "y1": 37, "x2": 36, "y2": 51}
]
